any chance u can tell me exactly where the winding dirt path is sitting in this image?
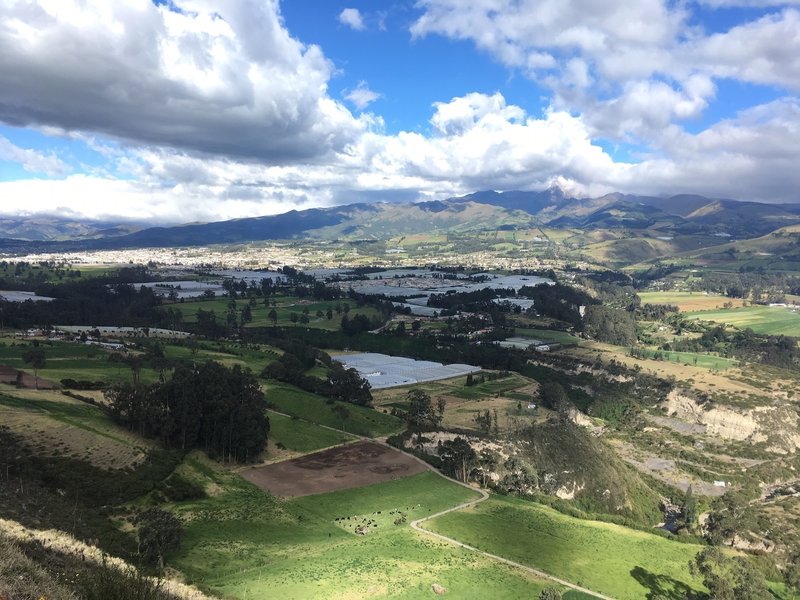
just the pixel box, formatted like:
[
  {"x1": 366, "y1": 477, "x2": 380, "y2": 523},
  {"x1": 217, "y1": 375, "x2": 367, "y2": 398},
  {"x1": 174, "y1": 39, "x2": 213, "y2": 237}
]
[{"x1": 265, "y1": 409, "x2": 613, "y2": 598}]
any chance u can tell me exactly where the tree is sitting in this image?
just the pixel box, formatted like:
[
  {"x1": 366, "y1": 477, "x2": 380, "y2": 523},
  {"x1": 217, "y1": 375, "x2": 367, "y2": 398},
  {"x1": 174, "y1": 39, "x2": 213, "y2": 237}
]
[
  {"x1": 332, "y1": 404, "x2": 350, "y2": 431},
  {"x1": 22, "y1": 348, "x2": 46, "y2": 389},
  {"x1": 682, "y1": 485, "x2": 697, "y2": 527},
  {"x1": 785, "y1": 546, "x2": 800, "y2": 598},
  {"x1": 474, "y1": 410, "x2": 492, "y2": 435},
  {"x1": 289, "y1": 312, "x2": 299, "y2": 326},
  {"x1": 438, "y1": 437, "x2": 476, "y2": 482},
  {"x1": 327, "y1": 362, "x2": 373, "y2": 406},
  {"x1": 538, "y1": 381, "x2": 571, "y2": 419},
  {"x1": 436, "y1": 396, "x2": 446, "y2": 426},
  {"x1": 473, "y1": 449, "x2": 497, "y2": 488},
  {"x1": 267, "y1": 308, "x2": 278, "y2": 326},
  {"x1": 406, "y1": 389, "x2": 437, "y2": 443},
  {"x1": 705, "y1": 491, "x2": 755, "y2": 546},
  {"x1": 690, "y1": 547, "x2": 770, "y2": 600},
  {"x1": 134, "y1": 508, "x2": 183, "y2": 570},
  {"x1": 538, "y1": 588, "x2": 562, "y2": 600},
  {"x1": 500, "y1": 456, "x2": 537, "y2": 495}
]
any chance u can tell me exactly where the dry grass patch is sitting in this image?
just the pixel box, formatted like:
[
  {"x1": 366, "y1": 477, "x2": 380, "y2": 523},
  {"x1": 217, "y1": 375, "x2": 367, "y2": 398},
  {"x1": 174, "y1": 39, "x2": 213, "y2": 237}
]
[
  {"x1": 639, "y1": 291, "x2": 745, "y2": 312},
  {"x1": 0, "y1": 388, "x2": 152, "y2": 469}
]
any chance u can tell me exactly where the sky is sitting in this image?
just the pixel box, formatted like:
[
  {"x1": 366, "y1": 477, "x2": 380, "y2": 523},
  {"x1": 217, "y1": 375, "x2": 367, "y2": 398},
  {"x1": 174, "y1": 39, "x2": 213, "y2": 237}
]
[{"x1": 0, "y1": 0, "x2": 799, "y2": 224}]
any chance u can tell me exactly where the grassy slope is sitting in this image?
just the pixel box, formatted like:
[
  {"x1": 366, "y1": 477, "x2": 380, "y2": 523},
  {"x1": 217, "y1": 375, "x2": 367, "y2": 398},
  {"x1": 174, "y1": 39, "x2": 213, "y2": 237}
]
[
  {"x1": 268, "y1": 411, "x2": 354, "y2": 452},
  {"x1": 173, "y1": 471, "x2": 558, "y2": 599},
  {"x1": 265, "y1": 381, "x2": 402, "y2": 437},
  {"x1": 424, "y1": 495, "x2": 703, "y2": 600}
]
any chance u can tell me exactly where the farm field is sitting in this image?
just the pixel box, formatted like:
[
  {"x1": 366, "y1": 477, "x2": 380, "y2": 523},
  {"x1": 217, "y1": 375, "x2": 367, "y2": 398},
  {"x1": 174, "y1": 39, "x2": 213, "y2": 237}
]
[
  {"x1": 639, "y1": 291, "x2": 744, "y2": 312},
  {"x1": 266, "y1": 411, "x2": 354, "y2": 455},
  {"x1": 264, "y1": 381, "x2": 403, "y2": 437},
  {"x1": 635, "y1": 348, "x2": 736, "y2": 371},
  {"x1": 371, "y1": 371, "x2": 539, "y2": 432},
  {"x1": 173, "y1": 470, "x2": 565, "y2": 599},
  {"x1": 423, "y1": 495, "x2": 704, "y2": 599},
  {"x1": 687, "y1": 304, "x2": 800, "y2": 336},
  {"x1": 512, "y1": 327, "x2": 582, "y2": 345},
  {"x1": 171, "y1": 294, "x2": 382, "y2": 331},
  {"x1": 242, "y1": 441, "x2": 427, "y2": 498},
  {"x1": 0, "y1": 338, "x2": 278, "y2": 388},
  {"x1": 0, "y1": 388, "x2": 151, "y2": 469}
]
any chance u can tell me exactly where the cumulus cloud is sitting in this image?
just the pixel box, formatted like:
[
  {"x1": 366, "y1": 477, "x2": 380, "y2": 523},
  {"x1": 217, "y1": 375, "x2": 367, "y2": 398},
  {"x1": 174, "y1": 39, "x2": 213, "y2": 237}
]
[
  {"x1": 411, "y1": 0, "x2": 800, "y2": 142},
  {"x1": 2, "y1": 91, "x2": 800, "y2": 223},
  {"x1": 0, "y1": 135, "x2": 70, "y2": 176},
  {"x1": 338, "y1": 8, "x2": 365, "y2": 31},
  {"x1": 344, "y1": 81, "x2": 382, "y2": 110},
  {"x1": 0, "y1": 0, "x2": 364, "y2": 161}
]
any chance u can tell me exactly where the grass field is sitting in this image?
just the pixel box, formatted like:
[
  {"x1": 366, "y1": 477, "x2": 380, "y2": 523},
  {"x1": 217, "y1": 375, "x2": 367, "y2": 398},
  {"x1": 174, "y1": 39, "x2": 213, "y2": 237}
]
[
  {"x1": 267, "y1": 411, "x2": 355, "y2": 453},
  {"x1": 0, "y1": 338, "x2": 279, "y2": 387},
  {"x1": 636, "y1": 348, "x2": 736, "y2": 371},
  {"x1": 512, "y1": 327, "x2": 582, "y2": 345},
  {"x1": 0, "y1": 388, "x2": 150, "y2": 469},
  {"x1": 423, "y1": 495, "x2": 704, "y2": 599},
  {"x1": 687, "y1": 304, "x2": 800, "y2": 336},
  {"x1": 265, "y1": 381, "x2": 403, "y2": 437},
  {"x1": 171, "y1": 295, "x2": 382, "y2": 331},
  {"x1": 639, "y1": 291, "x2": 744, "y2": 312},
  {"x1": 173, "y1": 470, "x2": 565, "y2": 599},
  {"x1": 371, "y1": 372, "x2": 538, "y2": 432}
]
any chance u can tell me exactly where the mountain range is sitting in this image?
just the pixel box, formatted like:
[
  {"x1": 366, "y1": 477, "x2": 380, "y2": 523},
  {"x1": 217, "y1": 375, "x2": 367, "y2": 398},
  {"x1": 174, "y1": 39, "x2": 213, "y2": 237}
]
[{"x1": 2, "y1": 189, "x2": 799, "y2": 257}]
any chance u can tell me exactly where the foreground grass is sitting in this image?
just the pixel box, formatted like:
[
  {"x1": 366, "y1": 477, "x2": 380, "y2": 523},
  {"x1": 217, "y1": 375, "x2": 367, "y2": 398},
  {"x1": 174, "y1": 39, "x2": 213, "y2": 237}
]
[
  {"x1": 423, "y1": 495, "x2": 704, "y2": 600},
  {"x1": 265, "y1": 381, "x2": 402, "y2": 437},
  {"x1": 173, "y1": 471, "x2": 560, "y2": 599},
  {"x1": 687, "y1": 304, "x2": 800, "y2": 336}
]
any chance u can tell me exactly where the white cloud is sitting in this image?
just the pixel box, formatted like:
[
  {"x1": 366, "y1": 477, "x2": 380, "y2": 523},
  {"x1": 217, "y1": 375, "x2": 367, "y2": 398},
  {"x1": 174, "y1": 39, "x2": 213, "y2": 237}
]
[
  {"x1": 0, "y1": 0, "x2": 365, "y2": 161},
  {"x1": 690, "y1": 9, "x2": 800, "y2": 89},
  {"x1": 344, "y1": 81, "x2": 382, "y2": 110},
  {"x1": 2, "y1": 91, "x2": 799, "y2": 223},
  {"x1": 410, "y1": 0, "x2": 800, "y2": 143},
  {"x1": 0, "y1": 135, "x2": 70, "y2": 176},
  {"x1": 338, "y1": 8, "x2": 365, "y2": 31}
]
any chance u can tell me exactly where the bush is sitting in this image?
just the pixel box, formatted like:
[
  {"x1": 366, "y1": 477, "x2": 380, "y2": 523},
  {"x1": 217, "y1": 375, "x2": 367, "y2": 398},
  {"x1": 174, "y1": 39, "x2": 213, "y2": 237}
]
[{"x1": 159, "y1": 473, "x2": 205, "y2": 502}]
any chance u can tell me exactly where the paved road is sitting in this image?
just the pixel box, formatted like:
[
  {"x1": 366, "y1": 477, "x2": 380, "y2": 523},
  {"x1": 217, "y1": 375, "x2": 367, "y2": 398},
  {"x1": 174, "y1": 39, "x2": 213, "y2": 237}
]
[{"x1": 265, "y1": 409, "x2": 614, "y2": 598}]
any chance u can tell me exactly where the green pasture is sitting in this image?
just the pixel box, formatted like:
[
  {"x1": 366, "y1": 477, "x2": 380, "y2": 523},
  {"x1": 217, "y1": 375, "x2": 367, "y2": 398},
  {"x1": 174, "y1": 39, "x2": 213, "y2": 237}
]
[
  {"x1": 687, "y1": 304, "x2": 800, "y2": 336},
  {"x1": 267, "y1": 411, "x2": 354, "y2": 453},
  {"x1": 173, "y1": 471, "x2": 561, "y2": 599},
  {"x1": 264, "y1": 381, "x2": 402, "y2": 437},
  {"x1": 635, "y1": 348, "x2": 736, "y2": 371},
  {"x1": 0, "y1": 340, "x2": 160, "y2": 385},
  {"x1": 512, "y1": 327, "x2": 582, "y2": 346},
  {"x1": 0, "y1": 339, "x2": 279, "y2": 387},
  {"x1": 423, "y1": 495, "x2": 704, "y2": 600}
]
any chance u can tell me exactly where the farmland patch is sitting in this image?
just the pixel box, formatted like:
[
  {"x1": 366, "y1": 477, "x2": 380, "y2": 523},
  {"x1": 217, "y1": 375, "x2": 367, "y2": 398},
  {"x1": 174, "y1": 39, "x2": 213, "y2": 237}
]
[{"x1": 240, "y1": 441, "x2": 427, "y2": 498}]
